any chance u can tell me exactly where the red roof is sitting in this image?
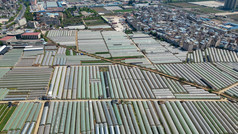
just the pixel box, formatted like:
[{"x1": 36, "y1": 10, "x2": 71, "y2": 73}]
[
  {"x1": 22, "y1": 32, "x2": 41, "y2": 36},
  {"x1": 0, "y1": 36, "x2": 15, "y2": 41}
]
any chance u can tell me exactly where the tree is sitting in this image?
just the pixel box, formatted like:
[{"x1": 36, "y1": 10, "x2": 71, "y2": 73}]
[{"x1": 128, "y1": 0, "x2": 135, "y2": 5}]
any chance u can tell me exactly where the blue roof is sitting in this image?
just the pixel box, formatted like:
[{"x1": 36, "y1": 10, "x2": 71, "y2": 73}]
[
  {"x1": 57, "y1": 2, "x2": 62, "y2": 7},
  {"x1": 222, "y1": 22, "x2": 238, "y2": 30}
]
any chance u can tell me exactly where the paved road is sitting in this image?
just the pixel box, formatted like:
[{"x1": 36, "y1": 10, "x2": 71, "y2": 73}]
[
  {"x1": 217, "y1": 82, "x2": 238, "y2": 94},
  {"x1": 15, "y1": 4, "x2": 26, "y2": 22}
]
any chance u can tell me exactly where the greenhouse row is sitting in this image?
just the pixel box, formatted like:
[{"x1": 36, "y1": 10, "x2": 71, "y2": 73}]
[
  {"x1": 78, "y1": 31, "x2": 109, "y2": 55},
  {"x1": 15, "y1": 57, "x2": 36, "y2": 67},
  {"x1": 0, "y1": 88, "x2": 9, "y2": 100},
  {"x1": 214, "y1": 62, "x2": 238, "y2": 79},
  {"x1": 225, "y1": 85, "x2": 238, "y2": 98},
  {"x1": 48, "y1": 65, "x2": 219, "y2": 100},
  {"x1": 101, "y1": 31, "x2": 143, "y2": 58},
  {"x1": 131, "y1": 33, "x2": 186, "y2": 64},
  {"x1": 0, "y1": 103, "x2": 17, "y2": 132},
  {"x1": 41, "y1": 51, "x2": 56, "y2": 66},
  {"x1": 0, "y1": 67, "x2": 53, "y2": 100},
  {"x1": 187, "y1": 47, "x2": 238, "y2": 63},
  {"x1": 54, "y1": 55, "x2": 105, "y2": 66},
  {"x1": 121, "y1": 57, "x2": 154, "y2": 69},
  {"x1": 57, "y1": 47, "x2": 66, "y2": 55},
  {"x1": 47, "y1": 30, "x2": 76, "y2": 37},
  {"x1": 0, "y1": 49, "x2": 23, "y2": 67},
  {"x1": 47, "y1": 30, "x2": 76, "y2": 46},
  {"x1": 37, "y1": 100, "x2": 238, "y2": 134},
  {"x1": 156, "y1": 63, "x2": 238, "y2": 90},
  {"x1": 0, "y1": 68, "x2": 9, "y2": 79},
  {"x1": 0, "y1": 102, "x2": 42, "y2": 133}
]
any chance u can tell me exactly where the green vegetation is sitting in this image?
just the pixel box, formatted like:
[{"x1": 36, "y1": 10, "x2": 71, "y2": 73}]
[
  {"x1": 62, "y1": 7, "x2": 105, "y2": 27},
  {"x1": 80, "y1": 7, "x2": 107, "y2": 26},
  {"x1": 95, "y1": 52, "x2": 110, "y2": 54},
  {"x1": 85, "y1": 18, "x2": 106, "y2": 26},
  {"x1": 64, "y1": 7, "x2": 77, "y2": 18},
  {"x1": 6, "y1": 22, "x2": 16, "y2": 29},
  {"x1": 208, "y1": 89, "x2": 213, "y2": 93},
  {"x1": 79, "y1": 7, "x2": 97, "y2": 15},
  {"x1": 66, "y1": 46, "x2": 76, "y2": 50},
  {"x1": 24, "y1": 6, "x2": 34, "y2": 21},
  {"x1": 66, "y1": 49, "x2": 72, "y2": 55},
  {"x1": 99, "y1": 67, "x2": 109, "y2": 72},
  {"x1": 128, "y1": 0, "x2": 135, "y2": 5},
  {"x1": 42, "y1": 31, "x2": 49, "y2": 42},
  {"x1": 8, "y1": 17, "x2": 15, "y2": 22},
  {"x1": 62, "y1": 7, "x2": 83, "y2": 27},
  {"x1": 125, "y1": 29, "x2": 133, "y2": 34},
  {"x1": 179, "y1": 77, "x2": 186, "y2": 82},
  {"x1": 0, "y1": 105, "x2": 16, "y2": 131},
  {"x1": 17, "y1": 4, "x2": 22, "y2": 12}
]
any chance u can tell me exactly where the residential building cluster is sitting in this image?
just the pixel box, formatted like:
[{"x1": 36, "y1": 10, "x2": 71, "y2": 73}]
[
  {"x1": 0, "y1": 0, "x2": 20, "y2": 23},
  {"x1": 126, "y1": 5, "x2": 238, "y2": 51}
]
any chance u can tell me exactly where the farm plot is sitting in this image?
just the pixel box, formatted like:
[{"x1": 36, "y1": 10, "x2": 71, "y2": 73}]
[
  {"x1": 0, "y1": 67, "x2": 53, "y2": 100},
  {"x1": 214, "y1": 63, "x2": 238, "y2": 79},
  {"x1": 78, "y1": 30, "x2": 109, "y2": 56},
  {"x1": 0, "y1": 103, "x2": 17, "y2": 131},
  {"x1": 156, "y1": 63, "x2": 238, "y2": 90},
  {"x1": 33, "y1": 51, "x2": 56, "y2": 66},
  {"x1": 102, "y1": 31, "x2": 143, "y2": 58},
  {"x1": 54, "y1": 55, "x2": 109, "y2": 66},
  {"x1": 0, "y1": 68, "x2": 10, "y2": 79},
  {"x1": 132, "y1": 33, "x2": 187, "y2": 63},
  {"x1": 1, "y1": 102, "x2": 42, "y2": 134},
  {"x1": 187, "y1": 48, "x2": 238, "y2": 63},
  {"x1": 47, "y1": 30, "x2": 76, "y2": 46},
  {"x1": 121, "y1": 58, "x2": 154, "y2": 68},
  {"x1": 48, "y1": 65, "x2": 219, "y2": 100},
  {"x1": 225, "y1": 85, "x2": 238, "y2": 98},
  {"x1": 37, "y1": 100, "x2": 238, "y2": 134},
  {"x1": 0, "y1": 88, "x2": 9, "y2": 100},
  {"x1": 0, "y1": 49, "x2": 23, "y2": 67},
  {"x1": 16, "y1": 49, "x2": 44, "y2": 67}
]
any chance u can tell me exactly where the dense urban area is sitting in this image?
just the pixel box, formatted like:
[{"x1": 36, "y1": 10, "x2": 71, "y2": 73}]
[{"x1": 0, "y1": 0, "x2": 238, "y2": 133}]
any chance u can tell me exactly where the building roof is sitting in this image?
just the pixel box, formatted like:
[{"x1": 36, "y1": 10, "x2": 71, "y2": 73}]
[
  {"x1": 22, "y1": 32, "x2": 41, "y2": 36},
  {"x1": 0, "y1": 36, "x2": 15, "y2": 41},
  {"x1": 47, "y1": 2, "x2": 58, "y2": 8}
]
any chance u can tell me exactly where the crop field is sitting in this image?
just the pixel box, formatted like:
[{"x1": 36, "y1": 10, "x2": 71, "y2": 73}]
[{"x1": 37, "y1": 100, "x2": 238, "y2": 134}]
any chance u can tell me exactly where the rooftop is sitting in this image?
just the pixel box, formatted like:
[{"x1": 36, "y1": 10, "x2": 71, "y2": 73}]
[
  {"x1": 0, "y1": 36, "x2": 15, "y2": 41},
  {"x1": 22, "y1": 32, "x2": 41, "y2": 36}
]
